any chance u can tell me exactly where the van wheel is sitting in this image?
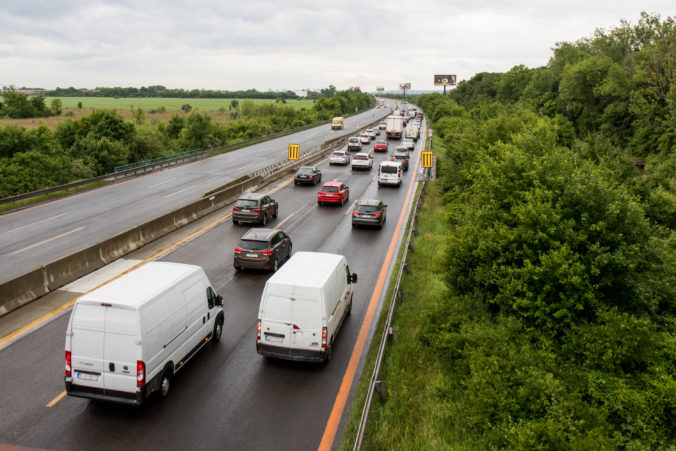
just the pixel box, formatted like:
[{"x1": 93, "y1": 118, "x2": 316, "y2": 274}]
[
  {"x1": 212, "y1": 317, "x2": 223, "y2": 343},
  {"x1": 323, "y1": 345, "x2": 332, "y2": 364},
  {"x1": 159, "y1": 369, "x2": 172, "y2": 400},
  {"x1": 347, "y1": 295, "x2": 353, "y2": 316}
]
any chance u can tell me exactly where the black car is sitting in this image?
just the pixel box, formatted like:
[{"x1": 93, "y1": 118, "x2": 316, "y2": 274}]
[
  {"x1": 234, "y1": 228, "x2": 292, "y2": 272},
  {"x1": 294, "y1": 166, "x2": 322, "y2": 186},
  {"x1": 391, "y1": 150, "x2": 410, "y2": 171},
  {"x1": 232, "y1": 193, "x2": 278, "y2": 225},
  {"x1": 352, "y1": 199, "x2": 387, "y2": 229}
]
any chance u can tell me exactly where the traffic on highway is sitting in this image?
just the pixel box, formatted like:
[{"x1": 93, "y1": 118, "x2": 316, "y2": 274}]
[{"x1": 0, "y1": 100, "x2": 426, "y2": 450}]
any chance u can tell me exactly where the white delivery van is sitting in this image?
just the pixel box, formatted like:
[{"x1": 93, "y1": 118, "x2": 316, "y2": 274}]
[
  {"x1": 378, "y1": 161, "x2": 403, "y2": 186},
  {"x1": 256, "y1": 252, "x2": 358, "y2": 363},
  {"x1": 64, "y1": 262, "x2": 224, "y2": 405}
]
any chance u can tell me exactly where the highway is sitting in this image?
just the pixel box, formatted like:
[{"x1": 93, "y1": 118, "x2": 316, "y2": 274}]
[
  {"x1": 0, "y1": 107, "x2": 390, "y2": 284},
  {"x1": 0, "y1": 106, "x2": 426, "y2": 450}
]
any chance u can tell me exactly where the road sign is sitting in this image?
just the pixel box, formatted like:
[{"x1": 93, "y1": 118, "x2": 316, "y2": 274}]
[
  {"x1": 422, "y1": 151, "x2": 433, "y2": 168},
  {"x1": 288, "y1": 144, "x2": 299, "y2": 160}
]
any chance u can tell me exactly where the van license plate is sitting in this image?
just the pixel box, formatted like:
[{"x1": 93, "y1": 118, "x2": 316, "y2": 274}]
[
  {"x1": 265, "y1": 334, "x2": 283, "y2": 343},
  {"x1": 76, "y1": 372, "x2": 99, "y2": 381}
]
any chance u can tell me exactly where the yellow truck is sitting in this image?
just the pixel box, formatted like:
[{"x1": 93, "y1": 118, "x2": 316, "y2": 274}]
[{"x1": 331, "y1": 117, "x2": 344, "y2": 130}]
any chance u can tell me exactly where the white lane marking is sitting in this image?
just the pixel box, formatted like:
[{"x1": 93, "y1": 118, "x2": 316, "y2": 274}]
[
  {"x1": 148, "y1": 178, "x2": 176, "y2": 188},
  {"x1": 10, "y1": 226, "x2": 85, "y2": 255},
  {"x1": 164, "y1": 185, "x2": 196, "y2": 198},
  {"x1": 6, "y1": 212, "x2": 69, "y2": 233}
]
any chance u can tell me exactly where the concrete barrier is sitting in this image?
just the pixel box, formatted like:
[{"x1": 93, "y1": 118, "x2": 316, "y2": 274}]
[
  {"x1": 0, "y1": 268, "x2": 47, "y2": 316},
  {"x1": 44, "y1": 243, "x2": 104, "y2": 292}
]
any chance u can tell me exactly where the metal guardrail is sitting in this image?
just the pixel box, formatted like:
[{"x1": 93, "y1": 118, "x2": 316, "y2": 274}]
[
  {"x1": 353, "y1": 145, "x2": 429, "y2": 451},
  {"x1": 114, "y1": 148, "x2": 204, "y2": 172}
]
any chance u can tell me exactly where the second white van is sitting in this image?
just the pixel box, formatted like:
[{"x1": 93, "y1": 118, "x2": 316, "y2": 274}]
[
  {"x1": 378, "y1": 161, "x2": 403, "y2": 186},
  {"x1": 64, "y1": 262, "x2": 224, "y2": 405},
  {"x1": 256, "y1": 252, "x2": 358, "y2": 363}
]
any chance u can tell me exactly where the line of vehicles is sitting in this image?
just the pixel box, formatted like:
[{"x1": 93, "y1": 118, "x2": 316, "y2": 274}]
[{"x1": 64, "y1": 102, "x2": 419, "y2": 407}]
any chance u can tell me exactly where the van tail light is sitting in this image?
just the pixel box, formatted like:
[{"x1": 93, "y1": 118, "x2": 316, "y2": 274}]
[
  {"x1": 293, "y1": 324, "x2": 301, "y2": 330},
  {"x1": 137, "y1": 360, "x2": 145, "y2": 387},
  {"x1": 261, "y1": 249, "x2": 274, "y2": 256},
  {"x1": 65, "y1": 350, "x2": 72, "y2": 377},
  {"x1": 234, "y1": 247, "x2": 243, "y2": 254},
  {"x1": 321, "y1": 327, "x2": 327, "y2": 350},
  {"x1": 256, "y1": 319, "x2": 261, "y2": 341}
]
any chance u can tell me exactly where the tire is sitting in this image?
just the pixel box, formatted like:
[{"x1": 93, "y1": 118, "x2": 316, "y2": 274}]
[
  {"x1": 272, "y1": 207, "x2": 278, "y2": 218},
  {"x1": 271, "y1": 257, "x2": 279, "y2": 272},
  {"x1": 232, "y1": 218, "x2": 238, "y2": 225},
  {"x1": 287, "y1": 243, "x2": 292, "y2": 259},
  {"x1": 318, "y1": 201, "x2": 323, "y2": 206},
  {"x1": 347, "y1": 295, "x2": 353, "y2": 316},
  {"x1": 212, "y1": 317, "x2": 223, "y2": 344},
  {"x1": 323, "y1": 345, "x2": 332, "y2": 364},
  {"x1": 340, "y1": 197, "x2": 345, "y2": 206},
  {"x1": 234, "y1": 265, "x2": 242, "y2": 271},
  {"x1": 261, "y1": 213, "x2": 267, "y2": 226},
  {"x1": 158, "y1": 368, "x2": 172, "y2": 401}
]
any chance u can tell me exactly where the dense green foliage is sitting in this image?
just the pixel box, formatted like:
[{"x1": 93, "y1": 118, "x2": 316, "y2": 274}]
[
  {"x1": 355, "y1": 13, "x2": 674, "y2": 449},
  {"x1": 0, "y1": 89, "x2": 374, "y2": 197},
  {"x1": 0, "y1": 91, "x2": 61, "y2": 118}
]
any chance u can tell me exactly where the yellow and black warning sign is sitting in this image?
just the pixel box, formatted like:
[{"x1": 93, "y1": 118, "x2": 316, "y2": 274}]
[
  {"x1": 421, "y1": 151, "x2": 434, "y2": 168},
  {"x1": 288, "y1": 144, "x2": 300, "y2": 160}
]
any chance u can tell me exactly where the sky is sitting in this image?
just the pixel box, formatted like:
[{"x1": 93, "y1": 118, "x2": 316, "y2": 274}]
[{"x1": 1, "y1": 0, "x2": 674, "y2": 93}]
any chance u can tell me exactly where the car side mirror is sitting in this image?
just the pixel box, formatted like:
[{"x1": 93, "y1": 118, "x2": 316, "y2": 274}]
[
  {"x1": 351, "y1": 273, "x2": 358, "y2": 283},
  {"x1": 215, "y1": 295, "x2": 223, "y2": 307}
]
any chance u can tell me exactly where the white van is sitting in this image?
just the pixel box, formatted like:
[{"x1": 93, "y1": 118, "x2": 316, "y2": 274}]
[
  {"x1": 64, "y1": 262, "x2": 224, "y2": 405},
  {"x1": 378, "y1": 161, "x2": 403, "y2": 186},
  {"x1": 256, "y1": 252, "x2": 358, "y2": 363}
]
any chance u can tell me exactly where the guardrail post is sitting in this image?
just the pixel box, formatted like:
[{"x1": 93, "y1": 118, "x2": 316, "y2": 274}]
[
  {"x1": 387, "y1": 327, "x2": 398, "y2": 341},
  {"x1": 404, "y1": 263, "x2": 411, "y2": 274},
  {"x1": 374, "y1": 381, "x2": 387, "y2": 403},
  {"x1": 408, "y1": 242, "x2": 415, "y2": 252},
  {"x1": 398, "y1": 291, "x2": 405, "y2": 303}
]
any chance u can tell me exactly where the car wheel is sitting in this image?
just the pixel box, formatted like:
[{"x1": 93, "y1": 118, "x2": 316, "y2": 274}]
[
  {"x1": 158, "y1": 368, "x2": 172, "y2": 401},
  {"x1": 318, "y1": 201, "x2": 322, "y2": 206},
  {"x1": 272, "y1": 257, "x2": 279, "y2": 272},
  {"x1": 287, "y1": 243, "x2": 292, "y2": 259},
  {"x1": 234, "y1": 265, "x2": 242, "y2": 271},
  {"x1": 232, "y1": 218, "x2": 239, "y2": 225},
  {"x1": 340, "y1": 197, "x2": 345, "y2": 206},
  {"x1": 261, "y1": 213, "x2": 267, "y2": 226},
  {"x1": 272, "y1": 207, "x2": 278, "y2": 218},
  {"x1": 212, "y1": 317, "x2": 223, "y2": 344}
]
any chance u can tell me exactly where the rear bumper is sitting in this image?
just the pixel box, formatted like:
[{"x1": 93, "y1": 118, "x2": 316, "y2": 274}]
[
  {"x1": 232, "y1": 213, "x2": 263, "y2": 223},
  {"x1": 66, "y1": 378, "x2": 145, "y2": 406},
  {"x1": 352, "y1": 217, "x2": 383, "y2": 226},
  {"x1": 257, "y1": 343, "x2": 327, "y2": 362}
]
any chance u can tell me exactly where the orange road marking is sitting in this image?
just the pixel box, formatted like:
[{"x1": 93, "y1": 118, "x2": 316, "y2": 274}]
[
  {"x1": 46, "y1": 391, "x2": 66, "y2": 408},
  {"x1": 318, "y1": 135, "x2": 425, "y2": 450}
]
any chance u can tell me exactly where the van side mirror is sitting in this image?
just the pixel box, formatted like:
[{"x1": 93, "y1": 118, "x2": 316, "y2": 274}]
[
  {"x1": 215, "y1": 295, "x2": 223, "y2": 306},
  {"x1": 351, "y1": 273, "x2": 358, "y2": 283}
]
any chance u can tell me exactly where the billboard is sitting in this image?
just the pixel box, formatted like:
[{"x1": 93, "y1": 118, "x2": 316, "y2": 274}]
[
  {"x1": 399, "y1": 82, "x2": 411, "y2": 89},
  {"x1": 434, "y1": 74, "x2": 456, "y2": 86},
  {"x1": 376, "y1": 86, "x2": 384, "y2": 91}
]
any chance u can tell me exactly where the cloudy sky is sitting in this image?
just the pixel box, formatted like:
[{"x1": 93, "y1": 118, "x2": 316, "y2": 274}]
[{"x1": 1, "y1": 0, "x2": 673, "y2": 92}]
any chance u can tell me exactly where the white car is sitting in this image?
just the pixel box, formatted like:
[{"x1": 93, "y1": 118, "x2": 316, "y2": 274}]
[
  {"x1": 352, "y1": 152, "x2": 373, "y2": 171},
  {"x1": 402, "y1": 138, "x2": 415, "y2": 150},
  {"x1": 347, "y1": 137, "x2": 362, "y2": 152},
  {"x1": 329, "y1": 150, "x2": 351, "y2": 165},
  {"x1": 359, "y1": 133, "x2": 370, "y2": 144},
  {"x1": 365, "y1": 129, "x2": 376, "y2": 140}
]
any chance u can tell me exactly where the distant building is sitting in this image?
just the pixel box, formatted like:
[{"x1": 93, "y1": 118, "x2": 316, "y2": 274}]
[{"x1": 294, "y1": 90, "x2": 308, "y2": 98}]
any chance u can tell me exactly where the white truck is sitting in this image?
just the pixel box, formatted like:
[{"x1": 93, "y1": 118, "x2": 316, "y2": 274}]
[
  {"x1": 256, "y1": 252, "x2": 358, "y2": 363},
  {"x1": 405, "y1": 123, "x2": 420, "y2": 141},
  {"x1": 64, "y1": 262, "x2": 224, "y2": 405},
  {"x1": 385, "y1": 115, "x2": 404, "y2": 139}
]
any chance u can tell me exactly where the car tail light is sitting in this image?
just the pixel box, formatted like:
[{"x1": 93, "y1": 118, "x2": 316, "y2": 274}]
[
  {"x1": 353, "y1": 211, "x2": 360, "y2": 216},
  {"x1": 374, "y1": 212, "x2": 381, "y2": 217},
  {"x1": 233, "y1": 206, "x2": 240, "y2": 212},
  {"x1": 234, "y1": 247, "x2": 243, "y2": 254},
  {"x1": 137, "y1": 360, "x2": 145, "y2": 387},
  {"x1": 308, "y1": 175, "x2": 313, "y2": 179},
  {"x1": 254, "y1": 209, "x2": 261, "y2": 213},
  {"x1": 256, "y1": 319, "x2": 261, "y2": 341},
  {"x1": 321, "y1": 327, "x2": 327, "y2": 350},
  {"x1": 65, "y1": 350, "x2": 71, "y2": 377},
  {"x1": 261, "y1": 249, "x2": 274, "y2": 256}
]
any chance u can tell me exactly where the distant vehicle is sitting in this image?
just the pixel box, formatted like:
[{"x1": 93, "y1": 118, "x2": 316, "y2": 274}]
[
  {"x1": 396, "y1": 142, "x2": 409, "y2": 152},
  {"x1": 386, "y1": 115, "x2": 403, "y2": 139},
  {"x1": 234, "y1": 228, "x2": 292, "y2": 272},
  {"x1": 232, "y1": 193, "x2": 278, "y2": 226},
  {"x1": 329, "y1": 149, "x2": 351, "y2": 165},
  {"x1": 256, "y1": 252, "x2": 357, "y2": 363},
  {"x1": 373, "y1": 127, "x2": 381, "y2": 135},
  {"x1": 351, "y1": 151, "x2": 373, "y2": 171},
  {"x1": 347, "y1": 136, "x2": 362, "y2": 152},
  {"x1": 352, "y1": 199, "x2": 387, "y2": 228},
  {"x1": 391, "y1": 150, "x2": 410, "y2": 171},
  {"x1": 402, "y1": 138, "x2": 415, "y2": 150},
  {"x1": 365, "y1": 129, "x2": 376, "y2": 140},
  {"x1": 331, "y1": 117, "x2": 344, "y2": 130},
  {"x1": 65, "y1": 262, "x2": 224, "y2": 405},
  {"x1": 318, "y1": 181, "x2": 350, "y2": 206},
  {"x1": 359, "y1": 133, "x2": 370, "y2": 144},
  {"x1": 377, "y1": 161, "x2": 403, "y2": 186},
  {"x1": 378, "y1": 122, "x2": 386, "y2": 130},
  {"x1": 374, "y1": 139, "x2": 388, "y2": 152},
  {"x1": 405, "y1": 124, "x2": 420, "y2": 141},
  {"x1": 294, "y1": 166, "x2": 322, "y2": 186}
]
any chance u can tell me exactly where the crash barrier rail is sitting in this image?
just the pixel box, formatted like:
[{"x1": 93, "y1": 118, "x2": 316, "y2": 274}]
[
  {"x1": 0, "y1": 116, "x2": 385, "y2": 318},
  {"x1": 0, "y1": 105, "x2": 379, "y2": 210},
  {"x1": 113, "y1": 148, "x2": 204, "y2": 173},
  {"x1": 352, "y1": 170, "x2": 428, "y2": 450}
]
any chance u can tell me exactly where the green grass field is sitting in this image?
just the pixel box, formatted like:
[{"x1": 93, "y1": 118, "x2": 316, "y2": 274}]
[{"x1": 45, "y1": 97, "x2": 316, "y2": 110}]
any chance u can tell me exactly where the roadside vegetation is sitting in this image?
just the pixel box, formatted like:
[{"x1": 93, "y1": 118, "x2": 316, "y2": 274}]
[
  {"x1": 0, "y1": 88, "x2": 374, "y2": 198},
  {"x1": 344, "y1": 12, "x2": 675, "y2": 449}
]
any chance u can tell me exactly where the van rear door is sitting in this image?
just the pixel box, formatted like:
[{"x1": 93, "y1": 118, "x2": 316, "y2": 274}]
[
  {"x1": 102, "y1": 307, "x2": 139, "y2": 393},
  {"x1": 261, "y1": 296, "x2": 321, "y2": 351},
  {"x1": 70, "y1": 303, "x2": 106, "y2": 390}
]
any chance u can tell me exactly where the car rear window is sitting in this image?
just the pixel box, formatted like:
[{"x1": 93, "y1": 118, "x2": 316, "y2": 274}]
[
  {"x1": 357, "y1": 205, "x2": 378, "y2": 213},
  {"x1": 332, "y1": 151, "x2": 345, "y2": 156},
  {"x1": 349, "y1": 138, "x2": 358, "y2": 143},
  {"x1": 354, "y1": 155, "x2": 367, "y2": 160},
  {"x1": 381, "y1": 165, "x2": 399, "y2": 173},
  {"x1": 238, "y1": 239, "x2": 270, "y2": 250},
  {"x1": 321, "y1": 186, "x2": 338, "y2": 193},
  {"x1": 235, "y1": 199, "x2": 258, "y2": 207},
  {"x1": 297, "y1": 167, "x2": 313, "y2": 174}
]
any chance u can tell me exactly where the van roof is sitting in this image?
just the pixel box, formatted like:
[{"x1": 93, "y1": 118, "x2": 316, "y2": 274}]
[
  {"x1": 76, "y1": 262, "x2": 201, "y2": 309},
  {"x1": 266, "y1": 252, "x2": 345, "y2": 291}
]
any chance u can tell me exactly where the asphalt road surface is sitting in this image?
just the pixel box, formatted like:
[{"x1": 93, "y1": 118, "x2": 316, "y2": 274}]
[{"x1": 0, "y1": 112, "x2": 426, "y2": 450}]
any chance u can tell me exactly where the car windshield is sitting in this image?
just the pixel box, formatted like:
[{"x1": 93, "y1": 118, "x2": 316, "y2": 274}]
[
  {"x1": 235, "y1": 199, "x2": 258, "y2": 207},
  {"x1": 298, "y1": 167, "x2": 314, "y2": 174},
  {"x1": 321, "y1": 186, "x2": 339, "y2": 193},
  {"x1": 357, "y1": 205, "x2": 379, "y2": 213},
  {"x1": 238, "y1": 239, "x2": 270, "y2": 250}
]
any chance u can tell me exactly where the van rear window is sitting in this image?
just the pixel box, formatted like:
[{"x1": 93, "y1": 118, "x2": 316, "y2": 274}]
[{"x1": 381, "y1": 166, "x2": 398, "y2": 173}]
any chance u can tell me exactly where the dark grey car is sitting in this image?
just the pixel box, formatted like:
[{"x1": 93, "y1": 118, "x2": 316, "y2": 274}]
[
  {"x1": 351, "y1": 199, "x2": 387, "y2": 228},
  {"x1": 234, "y1": 228, "x2": 292, "y2": 272},
  {"x1": 232, "y1": 193, "x2": 278, "y2": 226}
]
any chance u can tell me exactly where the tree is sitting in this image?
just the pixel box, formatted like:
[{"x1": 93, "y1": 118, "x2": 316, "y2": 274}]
[
  {"x1": 181, "y1": 104, "x2": 192, "y2": 113},
  {"x1": 50, "y1": 98, "x2": 63, "y2": 115}
]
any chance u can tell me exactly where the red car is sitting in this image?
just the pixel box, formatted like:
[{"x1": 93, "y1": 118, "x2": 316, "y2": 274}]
[
  {"x1": 318, "y1": 181, "x2": 350, "y2": 206},
  {"x1": 374, "y1": 140, "x2": 388, "y2": 152}
]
